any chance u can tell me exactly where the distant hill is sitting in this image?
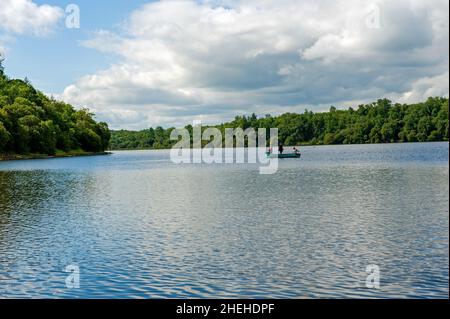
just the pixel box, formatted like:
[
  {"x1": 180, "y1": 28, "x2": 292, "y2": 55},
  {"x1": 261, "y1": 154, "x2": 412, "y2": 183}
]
[
  {"x1": 0, "y1": 59, "x2": 110, "y2": 157},
  {"x1": 110, "y1": 97, "x2": 449, "y2": 150}
]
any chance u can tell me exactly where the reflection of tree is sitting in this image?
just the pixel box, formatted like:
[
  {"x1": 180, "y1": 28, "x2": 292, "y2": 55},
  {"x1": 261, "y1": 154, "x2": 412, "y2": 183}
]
[
  {"x1": 0, "y1": 171, "x2": 14, "y2": 243},
  {"x1": 0, "y1": 169, "x2": 100, "y2": 295},
  {"x1": 0, "y1": 170, "x2": 91, "y2": 248}
]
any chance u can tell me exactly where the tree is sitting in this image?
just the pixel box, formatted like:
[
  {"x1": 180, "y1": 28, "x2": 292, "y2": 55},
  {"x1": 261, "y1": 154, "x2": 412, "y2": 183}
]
[
  {"x1": 323, "y1": 133, "x2": 336, "y2": 145},
  {"x1": 0, "y1": 54, "x2": 4, "y2": 76},
  {"x1": 0, "y1": 65, "x2": 110, "y2": 155},
  {"x1": 0, "y1": 122, "x2": 10, "y2": 152},
  {"x1": 108, "y1": 97, "x2": 449, "y2": 150}
]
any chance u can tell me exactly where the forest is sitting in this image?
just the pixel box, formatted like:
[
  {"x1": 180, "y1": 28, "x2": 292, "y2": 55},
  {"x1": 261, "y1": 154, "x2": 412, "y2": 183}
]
[
  {"x1": 110, "y1": 97, "x2": 449, "y2": 150},
  {"x1": 0, "y1": 59, "x2": 110, "y2": 157}
]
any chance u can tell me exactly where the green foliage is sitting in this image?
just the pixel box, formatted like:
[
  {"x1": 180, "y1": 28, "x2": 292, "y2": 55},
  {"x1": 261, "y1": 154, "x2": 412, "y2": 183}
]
[
  {"x1": 110, "y1": 97, "x2": 449, "y2": 150},
  {"x1": 0, "y1": 56, "x2": 4, "y2": 76},
  {"x1": 0, "y1": 122, "x2": 10, "y2": 150},
  {"x1": 0, "y1": 66, "x2": 110, "y2": 155},
  {"x1": 110, "y1": 126, "x2": 175, "y2": 150}
]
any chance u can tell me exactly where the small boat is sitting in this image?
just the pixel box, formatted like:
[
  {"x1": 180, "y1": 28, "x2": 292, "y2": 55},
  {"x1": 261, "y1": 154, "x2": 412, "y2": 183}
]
[{"x1": 266, "y1": 152, "x2": 301, "y2": 159}]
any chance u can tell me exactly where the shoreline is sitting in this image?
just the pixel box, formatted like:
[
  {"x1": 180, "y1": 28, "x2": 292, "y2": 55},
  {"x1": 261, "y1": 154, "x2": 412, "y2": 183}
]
[
  {"x1": 0, "y1": 151, "x2": 112, "y2": 162},
  {"x1": 109, "y1": 140, "x2": 449, "y2": 152}
]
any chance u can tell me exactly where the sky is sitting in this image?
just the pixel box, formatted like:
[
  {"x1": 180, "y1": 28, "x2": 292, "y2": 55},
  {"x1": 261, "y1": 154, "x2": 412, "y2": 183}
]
[{"x1": 0, "y1": 0, "x2": 449, "y2": 129}]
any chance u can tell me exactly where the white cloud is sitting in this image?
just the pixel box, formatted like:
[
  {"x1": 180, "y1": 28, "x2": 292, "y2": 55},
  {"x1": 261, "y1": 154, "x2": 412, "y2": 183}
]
[
  {"x1": 60, "y1": 0, "x2": 449, "y2": 129},
  {"x1": 0, "y1": 0, "x2": 63, "y2": 35},
  {"x1": 398, "y1": 71, "x2": 450, "y2": 103},
  {"x1": 0, "y1": 0, "x2": 63, "y2": 55}
]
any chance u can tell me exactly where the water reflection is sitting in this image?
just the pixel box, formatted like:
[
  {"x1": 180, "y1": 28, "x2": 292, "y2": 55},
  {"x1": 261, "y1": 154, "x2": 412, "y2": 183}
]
[{"x1": 0, "y1": 143, "x2": 448, "y2": 298}]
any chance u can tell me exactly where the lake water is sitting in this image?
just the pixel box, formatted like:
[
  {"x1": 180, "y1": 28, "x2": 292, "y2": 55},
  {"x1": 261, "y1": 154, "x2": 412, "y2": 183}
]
[{"x1": 0, "y1": 143, "x2": 448, "y2": 298}]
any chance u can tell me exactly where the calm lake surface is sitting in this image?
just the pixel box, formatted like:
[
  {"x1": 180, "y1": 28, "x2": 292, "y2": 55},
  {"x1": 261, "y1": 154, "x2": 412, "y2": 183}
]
[{"x1": 0, "y1": 143, "x2": 448, "y2": 298}]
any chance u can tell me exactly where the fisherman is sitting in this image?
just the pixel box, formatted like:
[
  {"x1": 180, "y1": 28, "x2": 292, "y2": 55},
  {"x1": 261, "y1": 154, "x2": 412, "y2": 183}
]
[{"x1": 279, "y1": 144, "x2": 284, "y2": 154}]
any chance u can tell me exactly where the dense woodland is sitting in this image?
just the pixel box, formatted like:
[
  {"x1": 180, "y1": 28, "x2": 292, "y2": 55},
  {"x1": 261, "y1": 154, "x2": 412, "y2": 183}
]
[
  {"x1": 0, "y1": 59, "x2": 110, "y2": 156},
  {"x1": 110, "y1": 97, "x2": 449, "y2": 150}
]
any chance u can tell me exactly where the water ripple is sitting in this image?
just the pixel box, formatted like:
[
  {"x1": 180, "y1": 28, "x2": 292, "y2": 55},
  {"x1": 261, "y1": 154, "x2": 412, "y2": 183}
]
[{"x1": 0, "y1": 143, "x2": 448, "y2": 298}]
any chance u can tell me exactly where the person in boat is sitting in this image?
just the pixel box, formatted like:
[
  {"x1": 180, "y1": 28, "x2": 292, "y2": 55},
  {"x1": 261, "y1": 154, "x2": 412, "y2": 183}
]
[
  {"x1": 293, "y1": 147, "x2": 300, "y2": 154},
  {"x1": 279, "y1": 144, "x2": 284, "y2": 154}
]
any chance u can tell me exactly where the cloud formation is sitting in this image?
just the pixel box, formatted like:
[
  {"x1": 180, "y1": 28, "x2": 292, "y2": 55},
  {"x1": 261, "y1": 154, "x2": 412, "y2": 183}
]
[
  {"x1": 0, "y1": 0, "x2": 63, "y2": 35},
  {"x1": 60, "y1": 0, "x2": 449, "y2": 129},
  {"x1": 0, "y1": 0, "x2": 63, "y2": 55}
]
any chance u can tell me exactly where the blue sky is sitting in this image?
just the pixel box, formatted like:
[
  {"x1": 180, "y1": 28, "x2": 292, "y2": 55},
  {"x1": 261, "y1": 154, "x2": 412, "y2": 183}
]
[
  {"x1": 1, "y1": 0, "x2": 449, "y2": 129},
  {"x1": 3, "y1": 0, "x2": 151, "y2": 92}
]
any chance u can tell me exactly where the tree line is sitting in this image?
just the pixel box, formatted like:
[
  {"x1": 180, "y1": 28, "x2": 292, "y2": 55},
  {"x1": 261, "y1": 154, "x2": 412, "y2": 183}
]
[
  {"x1": 110, "y1": 97, "x2": 448, "y2": 150},
  {"x1": 0, "y1": 59, "x2": 110, "y2": 156}
]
